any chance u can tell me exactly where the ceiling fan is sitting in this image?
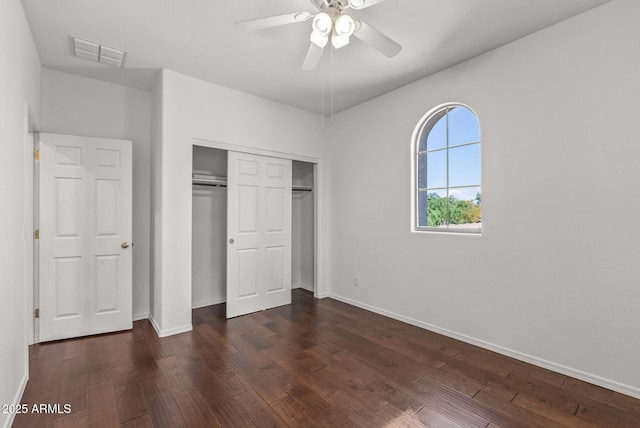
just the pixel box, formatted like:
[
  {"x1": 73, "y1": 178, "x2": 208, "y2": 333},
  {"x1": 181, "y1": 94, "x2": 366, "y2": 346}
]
[{"x1": 235, "y1": 0, "x2": 402, "y2": 70}]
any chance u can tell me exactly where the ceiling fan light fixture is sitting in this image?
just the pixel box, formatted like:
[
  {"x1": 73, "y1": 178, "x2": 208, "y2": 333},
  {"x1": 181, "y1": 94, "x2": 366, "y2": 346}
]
[
  {"x1": 331, "y1": 14, "x2": 355, "y2": 49},
  {"x1": 312, "y1": 13, "x2": 332, "y2": 36},
  {"x1": 236, "y1": 0, "x2": 402, "y2": 70},
  {"x1": 331, "y1": 34, "x2": 349, "y2": 49},
  {"x1": 310, "y1": 31, "x2": 329, "y2": 48},
  {"x1": 310, "y1": 12, "x2": 332, "y2": 47},
  {"x1": 334, "y1": 14, "x2": 355, "y2": 36}
]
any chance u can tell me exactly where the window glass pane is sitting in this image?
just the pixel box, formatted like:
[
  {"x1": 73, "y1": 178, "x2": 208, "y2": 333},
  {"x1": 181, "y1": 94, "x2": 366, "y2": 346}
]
[
  {"x1": 426, "y1": 113, "x2": 447, "y2": 151},
  {"x1": 417, "y1": 153, "x2": 427, "y2": 189},
  {"x1": 426, "y1": 189, "x2": 448, "y2": 227},
  {"x1": 448, "y1": 107, "x2": 480, "y2": 147},
  {"x1": 414, "y1": 104, "x2": 481, "y2": 233},
  {"x1": 449, "y1": 143, "x2": 480, "y2": 187},
  {"x1": 448, "y1": 186, "x2": 481, "y2": 204},
  {"x1": 447, "y1": 186, "x2": 482, "y2": 228},
  {"x1": 417, "y1": 191, "x2": 428, "y2": 227},
  {"x1": 427, "y1": 150, "x2": 446, "y2": 189}
]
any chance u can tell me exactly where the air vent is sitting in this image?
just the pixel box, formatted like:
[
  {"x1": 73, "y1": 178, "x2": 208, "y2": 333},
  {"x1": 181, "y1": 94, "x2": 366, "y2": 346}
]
[
  {"x1": 99, "y1": 45, "x2": 125, "y2": 67},
  {"x1": 73, "y1": 37, "x2": 99, "y2": 61},
  {"x1": 71, "y1": 36, "x2": 127, "y2": 68}
]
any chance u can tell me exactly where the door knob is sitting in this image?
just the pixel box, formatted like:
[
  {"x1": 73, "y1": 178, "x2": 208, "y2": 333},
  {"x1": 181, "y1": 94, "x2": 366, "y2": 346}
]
[
  {"x1": 121, "y1": 242, "x2": 132, "y2": 249},
  {"x1": 229, "y1": 238, "x2": 234, "y2": 244}
]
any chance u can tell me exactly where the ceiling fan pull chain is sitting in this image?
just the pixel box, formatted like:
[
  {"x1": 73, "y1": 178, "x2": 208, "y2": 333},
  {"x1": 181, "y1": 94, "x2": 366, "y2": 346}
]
[
  {"x1": 321, "y1": 47, "x2": 325, "y2": 128},
  {"x1": 331, "y1": 44, "x2": 335, "y2": 128}
]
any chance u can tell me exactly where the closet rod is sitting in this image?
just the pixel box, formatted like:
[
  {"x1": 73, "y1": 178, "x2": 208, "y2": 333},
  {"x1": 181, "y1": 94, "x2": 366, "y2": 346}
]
[
  {"x1": 193, "y1": 179, "x2": 227, "y2": 187},
  {"x1": 192, "y1": 180, "x2": 312, "y2": 192}
]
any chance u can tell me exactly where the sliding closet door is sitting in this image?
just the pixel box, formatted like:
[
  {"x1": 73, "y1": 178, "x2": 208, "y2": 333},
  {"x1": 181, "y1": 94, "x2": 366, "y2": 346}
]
[{"x1": 226, "y1": 151, "x2": 292, "y2": 318}]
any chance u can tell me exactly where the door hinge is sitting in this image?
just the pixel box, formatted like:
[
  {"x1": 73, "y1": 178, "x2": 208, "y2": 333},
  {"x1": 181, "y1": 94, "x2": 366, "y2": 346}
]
[
  {"x1": 34, "y1": 308, "x2": 39, "y2": 318},
  {"x1": 34, "y1": 229, "x2": 39, "y2": 239},
  {"x1": 34, "y1": 150, "x2": 40, "y2": 161}
]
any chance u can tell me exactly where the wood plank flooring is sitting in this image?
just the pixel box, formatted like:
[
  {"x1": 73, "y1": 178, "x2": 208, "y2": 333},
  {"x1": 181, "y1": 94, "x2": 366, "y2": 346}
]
[{"x1": 13, "y1": 289, "x2": 640, "y2": 427}]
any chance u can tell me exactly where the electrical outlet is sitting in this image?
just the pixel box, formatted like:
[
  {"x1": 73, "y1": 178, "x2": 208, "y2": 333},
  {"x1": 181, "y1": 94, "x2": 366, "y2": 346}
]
[{"x1": 353, "y1": 276, "x2": 360, "y2": 286}]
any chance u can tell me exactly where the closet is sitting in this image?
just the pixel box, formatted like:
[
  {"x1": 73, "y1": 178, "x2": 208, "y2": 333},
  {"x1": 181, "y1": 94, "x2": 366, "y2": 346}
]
[
  {"x1": 191, "y1": 145, "x2": 315, "y2": 311},
  {"x1": 191, "y1": 147, "x2": 227, "y2": 309}
]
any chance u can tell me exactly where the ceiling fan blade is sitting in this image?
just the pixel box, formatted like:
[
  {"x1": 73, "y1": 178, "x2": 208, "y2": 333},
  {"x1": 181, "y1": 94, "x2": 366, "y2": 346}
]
[
  {"x1": 362, "y1": 0, "x2": 387, "y2": 7},
  {"x1": 302, "y1": 43, "x2": 323, "y2": 71},
  {"x1": 353, "y1": 20, "x2": 402, "y2": 58},
  {"x1": 348, "y1": 0, "x2": 387, "y2": 9},
  {"x1": 235, "y1": 11, "x2": 312, "y2": 32}
]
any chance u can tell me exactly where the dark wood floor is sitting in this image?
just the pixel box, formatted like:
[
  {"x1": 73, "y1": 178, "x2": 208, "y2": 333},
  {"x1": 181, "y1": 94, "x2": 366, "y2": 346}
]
[{"x1": 13, "y1": 289, "x2": 640, "y2": 428}]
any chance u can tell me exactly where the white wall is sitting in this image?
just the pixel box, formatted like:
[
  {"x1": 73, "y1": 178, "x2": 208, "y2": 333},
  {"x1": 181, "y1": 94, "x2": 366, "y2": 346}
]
[
  {"x1": 151, "y1": 69, "x2": 327, "y2": 335},
  {"x1": 40, "y1": 69, "x2": 152, "y2": 320},
  {"x1": 328, "y1": 0, "x2": 640, "y2": 397},
  {"x1": 0, "y1": 1, "x2": 41, "y2": 427}
]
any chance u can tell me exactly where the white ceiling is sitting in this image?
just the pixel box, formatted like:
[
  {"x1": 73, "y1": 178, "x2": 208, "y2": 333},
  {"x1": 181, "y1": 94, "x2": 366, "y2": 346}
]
[{"x1": 21, "y1": 0, "x2": 612, "y2": 114}]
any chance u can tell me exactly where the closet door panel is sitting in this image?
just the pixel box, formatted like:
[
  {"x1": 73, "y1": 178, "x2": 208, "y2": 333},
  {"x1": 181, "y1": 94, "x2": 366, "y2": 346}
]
[
  {"x1": 237, "y1": 248, "x2": 261, "y2": 298},
  {"x1": 265, "y1": 246, "x2": 285, "y2": 293},
  {"x1": 237, "y1": 185, "x2": 259, "y2": 233},
  {"x1": 227, "y1": 151, "x2": 291, "y2": 318}
]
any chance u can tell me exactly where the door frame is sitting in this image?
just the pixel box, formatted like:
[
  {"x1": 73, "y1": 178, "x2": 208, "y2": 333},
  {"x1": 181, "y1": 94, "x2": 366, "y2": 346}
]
[
  {"x1": 191, "y1": 138, "x2": 322, "y2": 300},
  {"x1": 25, "y1": 112, "x2": 39, "y2": 345}
]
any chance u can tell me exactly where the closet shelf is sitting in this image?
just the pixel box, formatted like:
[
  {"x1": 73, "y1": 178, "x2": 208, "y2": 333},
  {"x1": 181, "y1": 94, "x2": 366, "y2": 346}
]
[
  {"x1": 192, "y1": 174, "x2": 312, "y2": 192},
  {"x1": 193, "y1": 178, "x2": 227, "y2": 187}
]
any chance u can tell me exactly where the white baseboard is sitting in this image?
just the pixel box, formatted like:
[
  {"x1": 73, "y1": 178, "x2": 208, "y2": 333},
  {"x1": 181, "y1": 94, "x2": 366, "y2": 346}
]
[
  {"x1": 328, "y1": 293, "x2": 640, "y2": 400},
  {"x1": 192, "y1": 297, "x2": 226, "y2": 309},
  {"x1": 297, "y1": 283, "x2": 314, "y2": 293},
  {"x1": 2, "y1": 372, "x2": 28, "y2": 428},
  {"x1": 132, "y1": 312, "x2": 149, "y2": 321},
  {"x1": 148, "y1": 313, "x2": 192, "y2": 338},
  {"x1": 292, "y1": 283, "x2": 314, "y2": 292}
]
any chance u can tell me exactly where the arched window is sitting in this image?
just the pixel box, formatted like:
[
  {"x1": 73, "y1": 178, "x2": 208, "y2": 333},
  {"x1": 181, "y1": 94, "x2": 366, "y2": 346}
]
[{"x1": 414, "y1": 104, "x2": 481, "y2": 233}]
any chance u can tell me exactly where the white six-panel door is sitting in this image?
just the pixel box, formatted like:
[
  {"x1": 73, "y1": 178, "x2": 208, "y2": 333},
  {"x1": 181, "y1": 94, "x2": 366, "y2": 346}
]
[
  {"x1": 39, "y1": 133, "x2": 133, "y2": 342},
  {"x1": 226, "y1": 152, "x2": 292, "y2": 318}
]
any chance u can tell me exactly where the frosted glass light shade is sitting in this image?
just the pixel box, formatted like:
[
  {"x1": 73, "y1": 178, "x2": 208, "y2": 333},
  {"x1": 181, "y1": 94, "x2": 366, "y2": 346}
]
[
  {"x1": 310, "y1": 31, "x2": 329, "y2": 48},
  {"x1": 331, "y1": 15, "x2": 355, "y2": 49},
  {"x1": 312, "y1": 13, "x2": 332, "y2": 36}
]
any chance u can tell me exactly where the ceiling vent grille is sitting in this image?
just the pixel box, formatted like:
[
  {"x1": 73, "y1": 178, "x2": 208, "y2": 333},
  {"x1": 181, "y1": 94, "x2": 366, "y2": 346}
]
[{"x1": 71, "y1": 36, "x2": 127, "y2": 68}]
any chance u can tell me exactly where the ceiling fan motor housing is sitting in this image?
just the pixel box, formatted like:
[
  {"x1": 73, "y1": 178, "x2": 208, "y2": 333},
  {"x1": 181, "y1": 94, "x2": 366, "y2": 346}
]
[{"x1": 312, "y1": 0, "x2": 344, "y2": 15}]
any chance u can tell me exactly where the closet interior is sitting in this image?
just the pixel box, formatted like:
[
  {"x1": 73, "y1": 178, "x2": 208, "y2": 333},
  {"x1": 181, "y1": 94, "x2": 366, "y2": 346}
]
[{"x1": 191, "y1": 145, "x2": 315, "y2": 309}]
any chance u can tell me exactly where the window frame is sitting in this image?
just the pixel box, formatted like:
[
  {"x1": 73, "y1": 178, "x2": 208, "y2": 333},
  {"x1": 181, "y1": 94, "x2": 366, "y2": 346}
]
[{"x1": 412, "y1": 103, "x2": 482, "y2": 235}]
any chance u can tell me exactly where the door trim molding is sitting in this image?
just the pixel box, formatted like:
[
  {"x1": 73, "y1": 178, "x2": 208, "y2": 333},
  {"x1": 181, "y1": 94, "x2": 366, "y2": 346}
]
[
  {"x1": 25, "y1": 108, "x2": 39, "y2": 346},
  {"x1": 192, "y1": 138, "x2": 319, "y2": 164}
]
